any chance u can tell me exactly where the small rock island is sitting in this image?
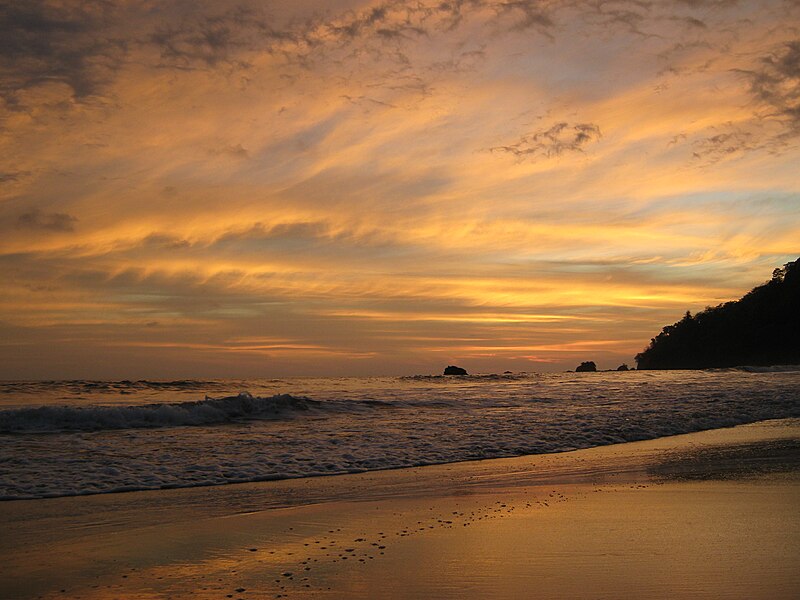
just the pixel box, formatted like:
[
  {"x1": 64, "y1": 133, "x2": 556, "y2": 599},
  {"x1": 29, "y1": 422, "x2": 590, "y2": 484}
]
[
  {"x1": 575, "y1": 361, "x2": 597, "y2": 372},
  {"x1": 443, "y1": 365, "x2": 468, "y2": 375}
]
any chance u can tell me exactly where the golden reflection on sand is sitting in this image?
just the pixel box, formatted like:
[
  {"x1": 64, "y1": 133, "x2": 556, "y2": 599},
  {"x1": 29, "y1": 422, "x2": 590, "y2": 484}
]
[{"x1": 1, "y1": 420, "x2": 798, "y2": 599}]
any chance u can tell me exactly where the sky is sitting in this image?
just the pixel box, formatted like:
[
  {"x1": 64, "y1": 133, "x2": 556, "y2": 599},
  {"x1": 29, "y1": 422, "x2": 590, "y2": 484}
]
[{"x1": 0, "y1": 0, "x2": 799, "y2": 379}]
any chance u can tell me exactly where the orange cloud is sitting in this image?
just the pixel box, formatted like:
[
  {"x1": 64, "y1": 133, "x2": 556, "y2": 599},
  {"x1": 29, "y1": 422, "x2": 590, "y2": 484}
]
[{"x1": 1, "y1": 0, "x2": 798, "y2": 376}]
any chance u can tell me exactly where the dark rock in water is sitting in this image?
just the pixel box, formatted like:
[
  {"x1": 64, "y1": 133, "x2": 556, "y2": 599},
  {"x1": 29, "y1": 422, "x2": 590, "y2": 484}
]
[
  {"x1": 616, "y1": 363, "x2": 629, "y2": 371},
  {"x1": 444, "y1": 365, "x2": 468, "y2": 375},
  {"x1": 503, "y1": 370, "x2": 513, "y2": 374},
  {"x1": 575, "y1": 361, "x2": 597, "y2": 372}
]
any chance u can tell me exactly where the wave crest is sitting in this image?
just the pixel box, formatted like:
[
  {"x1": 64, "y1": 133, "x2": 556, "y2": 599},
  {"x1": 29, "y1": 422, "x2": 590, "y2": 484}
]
[
  {"x1": 0, "y1": 392, "x2": 319, "y2": 433},
  {"x1": 705, "y1": 365, "x2": 800, "y2": 373},
  {"x1": 400, "y1": 373, "x2": 532, "y2": 382}
]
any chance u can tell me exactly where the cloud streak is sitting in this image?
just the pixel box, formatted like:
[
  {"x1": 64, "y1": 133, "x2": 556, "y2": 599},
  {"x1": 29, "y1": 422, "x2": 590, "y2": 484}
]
[
  {"x1": 491, "y1": 122, "x2": 602, "y2": 160},
  {"x1": 746, "y1": 40, "x2": 800, "y2": 136},
  {"x1": 16, "y1": 209, "x2": 77, "y2": 232},
  {"x1": 0, "y1": 0, "x2": 798, "y2": 377}
]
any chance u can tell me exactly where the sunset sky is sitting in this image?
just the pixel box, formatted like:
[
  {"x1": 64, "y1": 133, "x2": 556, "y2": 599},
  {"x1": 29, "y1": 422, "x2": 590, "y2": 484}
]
[{"x1": 1, "y1": 0, "x2": 798, "y2": 378}]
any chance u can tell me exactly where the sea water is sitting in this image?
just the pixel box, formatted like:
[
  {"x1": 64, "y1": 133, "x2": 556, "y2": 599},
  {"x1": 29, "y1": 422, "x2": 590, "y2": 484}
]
[{"x1": 1, "y1": 369, "x2": 798, "y2": 500}]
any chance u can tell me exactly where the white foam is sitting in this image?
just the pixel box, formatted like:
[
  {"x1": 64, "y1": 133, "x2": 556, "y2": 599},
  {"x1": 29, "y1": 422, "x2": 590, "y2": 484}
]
[{"x1": 0, "y1": 370, "x2": 798, "y2": 500}]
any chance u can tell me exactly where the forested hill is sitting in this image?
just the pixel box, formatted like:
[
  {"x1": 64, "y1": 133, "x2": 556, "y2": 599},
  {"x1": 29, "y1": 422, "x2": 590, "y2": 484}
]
[{"x1": 635, "y1": 258, "x2": 800, "y2": 370}]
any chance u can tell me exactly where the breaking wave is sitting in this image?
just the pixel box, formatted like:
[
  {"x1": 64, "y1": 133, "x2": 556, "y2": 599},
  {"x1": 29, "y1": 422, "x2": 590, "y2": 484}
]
[
  {"x1": 2, "y1": 371, "x2": 798, "y2": 500},
  {"x1": 0, "y1": 379, "x2": 231, "y2": 395},
  {"x1": 399, "y1": 373, "x2": 533, "y2": 382},
  {"x1": 0, "y1": 392, "x2": 321, "y2": 433},
  {"x1": 735, "y1": 365, "x2": 800, "y2": 373}
]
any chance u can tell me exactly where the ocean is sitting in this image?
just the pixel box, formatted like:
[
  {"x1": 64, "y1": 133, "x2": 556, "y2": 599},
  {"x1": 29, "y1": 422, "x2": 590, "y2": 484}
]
[{"x1": 1, "y1": 369, "x2": 799, "y2": 501}]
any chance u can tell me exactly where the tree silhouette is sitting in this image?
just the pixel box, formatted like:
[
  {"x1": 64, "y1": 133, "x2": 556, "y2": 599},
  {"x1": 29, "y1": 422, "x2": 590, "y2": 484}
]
[{"x1": 635, "y1": 258, "x2": 800, "y2": 369}]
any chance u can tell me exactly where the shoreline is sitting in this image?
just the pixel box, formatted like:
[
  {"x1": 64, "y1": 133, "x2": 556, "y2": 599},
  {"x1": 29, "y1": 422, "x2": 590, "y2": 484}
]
[
  {"x1": 1, "y1": 418, "x2": 799, "y2": 599},
  {"x1": 4, "y1": 414, "x2": 799, "y2": 503},
  {"x1": 3, "y1": 369, "x2": 798, "y2": 501}
]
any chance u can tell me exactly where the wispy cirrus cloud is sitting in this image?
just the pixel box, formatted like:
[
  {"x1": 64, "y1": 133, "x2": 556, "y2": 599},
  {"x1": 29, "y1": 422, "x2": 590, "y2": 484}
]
[
  {"x1": 16, "y1": 209, "x2": 77, "y2": 232},
  {"x1": 745, "y1": 40, "x2": 800, "y2": 136},
  {"x1": 490, "y1": 122, "x2": 602, "y2": 160},
  {"x1": 0, "y1": 0, "x2": 798, "y2": 377}
]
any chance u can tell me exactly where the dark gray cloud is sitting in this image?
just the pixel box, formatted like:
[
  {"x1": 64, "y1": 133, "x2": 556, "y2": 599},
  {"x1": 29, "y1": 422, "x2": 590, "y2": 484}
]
[
  {"x1": 491, "y1": 122, "x2": 602, "y2": 160},
  {"x1": 691, "y1": 128, "x2": 758, "y2": 163},
  {"x1": 17, "y1": 209, "x2": 77, "y2": 232},
  {"x1": 694, "y1": 40, "x2": 800, "y2": 159},
  {"x1": 117, "y1": 222, "x2": 334, "y2": 258},
  {"x1": 216, "y1": 221, "x2": 331, "y2": 244},
  {"x1": 429, "y1": 47, "x2": 486, "y2": 74},
  {"x1": 325, "y1": 4, "x2": 416, "y2": 41},
  {"x1": 0, "y1": 0, "x2": 126, "y2": 108},
  {"x1": 147, "y1": 0, "x2": 559, "y2": 75},
  {"x1": 0, "y1": 171, "x2": 31, "y2": 183},
  {"x1": 495, "y1": 1, "x2": 555, "y2": 34},
  {"x1": 0, "y1": 0, "x2": 635, "y2": 119},
  {"x1": 582, "y1": 0, "x2": 650, "y2": 36},
  {"x1": 673, "y1": 0, "x2": 738, "y2": 7},
  {"x1": 149, "y1": 5, "x2": 277, "y2": 70},
  {"x1": 746, "y1": 40, "x2": 800, "y2": 135},
  {"x1": 0, "y1": 0, "x2": 758, "y2": 117},
  {"x1": 209, "y1": 144, "x2": 249, "y2": 158},
  {"x1": 675, "y1": 15, "x2": 707, "y2": 29},
  {"x1": 139, "y1": 233, "x2": 192, "y2": 250}
]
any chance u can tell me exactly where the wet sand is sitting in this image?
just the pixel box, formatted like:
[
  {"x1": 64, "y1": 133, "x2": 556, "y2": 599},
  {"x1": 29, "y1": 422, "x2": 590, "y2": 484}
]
[{"x1": 1, "y1": 419, "x2": 799, "y2": 599}]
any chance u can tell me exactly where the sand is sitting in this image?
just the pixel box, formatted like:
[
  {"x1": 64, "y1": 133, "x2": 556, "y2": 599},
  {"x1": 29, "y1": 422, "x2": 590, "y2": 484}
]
[{"x1": 1, "y1": 419, "x2": 799, "y2": 599}]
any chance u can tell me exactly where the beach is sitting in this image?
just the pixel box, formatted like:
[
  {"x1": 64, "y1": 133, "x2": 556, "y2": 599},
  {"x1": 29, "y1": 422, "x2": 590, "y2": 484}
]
[
  {"x1": 1, "y1": 418, "x2": 798, "y2": 599},
  {"x1": 4, "y1": 1, "x2": 800, "y2": 597}
]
